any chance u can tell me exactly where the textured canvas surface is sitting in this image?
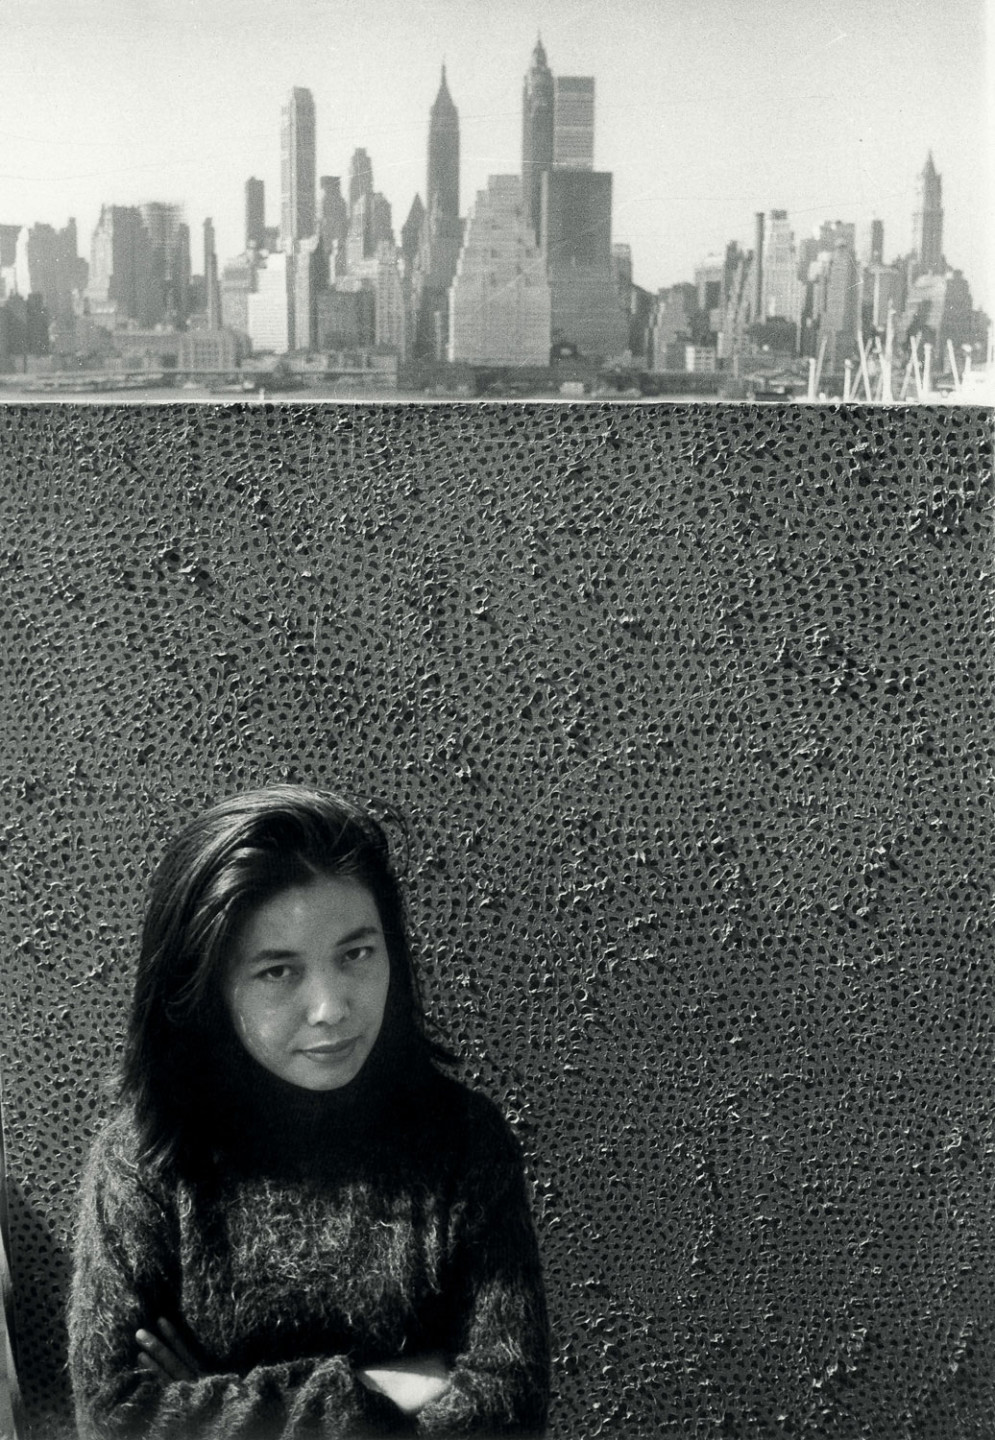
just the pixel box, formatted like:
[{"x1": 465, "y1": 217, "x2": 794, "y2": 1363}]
[{"x1": 0, "y1": 402, "x2": 993, "y2": 1438}]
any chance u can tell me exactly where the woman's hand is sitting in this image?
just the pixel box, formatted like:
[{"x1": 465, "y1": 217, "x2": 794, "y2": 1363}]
[
  {"x1": 135, "y1": 1317, "x2": 204, "y2": 1382},
  {"x1": 356, "y1": 1353, "x2": 451, "y2": 1414}
]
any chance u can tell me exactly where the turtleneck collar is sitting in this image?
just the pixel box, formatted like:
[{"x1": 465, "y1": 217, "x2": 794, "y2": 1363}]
[{"x1": 197, "y1": 1013, "x2": 433, "y2": 1181}]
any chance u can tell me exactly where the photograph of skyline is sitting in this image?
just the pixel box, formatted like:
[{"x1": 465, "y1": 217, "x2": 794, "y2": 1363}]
[{"x1": 1, "y1": 0, "x2": 992, "y2": 399}]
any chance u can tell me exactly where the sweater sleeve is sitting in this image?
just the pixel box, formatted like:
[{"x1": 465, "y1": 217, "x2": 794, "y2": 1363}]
[
  {"x1": 68, "y1": 1118, "x2": 409, "y2": 1440},
  {"x1": 415, "y1": 1102, "x2": 550, "y2": 1436}
]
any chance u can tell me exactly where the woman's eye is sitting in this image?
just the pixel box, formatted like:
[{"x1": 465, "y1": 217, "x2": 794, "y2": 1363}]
[
  {"x1": 342, "y1": 945, "x2": 374, "y2": 965},
  {"x1": 257, "y1": 964, "x2": 293, "y2": 982}
]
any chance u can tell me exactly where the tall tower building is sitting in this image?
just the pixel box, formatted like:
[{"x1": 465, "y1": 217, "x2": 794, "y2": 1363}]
[
  {"x1": 522, "y1": 36, "x2": 554, "y2": 243},
  {"x1": 694, "y1": 255, "x2": 726, "y2": 331},
  {"x1": 369, "y1": 195, "x2": 394, "y2": 250},
  {"x1": 204, "y1": 218, "x2": 220, "y2": 328},
  {"x1": 869, "y1": 219, "x2": 884, "y2": 265},
  {"x1": 349, "y1": 149, "x2": 374, "y2": 210},
  {"x1": 345, "y1": 191, "x2": 395, "y2": 272},
  {"x1": 245, "y1": 178, "x2": 265, "y2": 250},
  {"x1": 866, "y1": 266, "x2": 899, "y2": 330},
  {"x1": 13, "y1": 219, "x2": 87, "y2": 328},
  {"x1": 751, "y1": 211, "x2": 765, "y2": 322},
  {"x1": 374, "y1": 242, "x2": 406, "y2": 354},
  {"x1": 401, "y1": 195, "x2": 425, "y2": 273},
  {"x1": 913, "y1": 152, "x2": 943, "y2": 272},
  {"x1": 346, "y1": 195, "x2": 373, "y2": 271},
  {"x1": 138, "y1": 202, "x2": 189, "y2": 325},
  {"x1": 427, "y1": 66, "x2": 459, "y2": 218},
  {"x1": 220, "y1": 254, "x2": 257, "y2": 334},
  {"x1": 717, "y1": 241, "x2": 752, "y2": 361},
  {"x1": 291, "y1": 234, "x2": 324, "y2": 351},
  {"x1": 761, "y1": 210, "x2": 802, "y2": 329},
  {"x1": 648, "y1": 286, "x2": 696, "y2": 372},
  {"x1": 553, "y1": 77, "x2": 595, "y2": 169},
  {"x1": 449, "y1": 174, "x2": 551, "y2": 365},
  {"x1": 541, "y1": 169, "x2": 627, "y2": 359},
  {"x1": 247, "y1": 250, "x2": 291, "y2": 353},
  {"x1": 280, "y1": 88, "x2": 317, "y2": 249},
  {"x1": 410, "y1": 66, "x2": 462, "y2": 358},
  {"x1": 85, "y1": 205, "x2": 152, "y2": 328},
  {"x1": 203, "y1": 217, "x2": 215, "y2": 290},
  {"x1": 0, "y1": 225, "x2": 23, "y2": 300},
  {"x1": 822, "y1": 240, "x2": 860, "y2": 370},
  {"x1": 319, "y1": 176, "x2": 349, "y2": 271},
  {"x1": 818, "y1": 220, "x2": 856, "y2": 252}
]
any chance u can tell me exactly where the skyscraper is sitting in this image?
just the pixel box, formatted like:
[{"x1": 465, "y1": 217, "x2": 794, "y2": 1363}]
[
  {"x1": 799, "y1": 225, "x2": 860, "y2": 370},
  {"x1": 761, "y1": 210, "x2": 803, "y2": 330},
  {"x1": 522, "y1": 36, "x2": 554, "y2": 244},
  {"x1": 913, "y1": 152, "x2": 943, "y2": 272},
  {"x1": 85, "y1": 205, "x2": 152, "y2": 327},
  {"x1": 319, "y1": 177, "x2": 349, "y2": 271},
  {"x1": 694, "y1": 256, "x2": 725, "y2": 323},
  {"x1": 0, "y1": 226, "x2": 22, "y2": 300},
  {"x1": 204, "y1": 218, "x2": 220, "y2": 329},
  {"x1": 291, "y1": 234, "x2": 323, "y2": 350},
  {"x1": 410, "y1": 65, "x2": 462, "y2": 358},
  {"x1": 751, "y1": 212, "x2": 765, "y2": 322},
  {"x1": 866, "y1": 265, "x2": 899, "y2": 330},
  {"x1": 349, "y1": 149, "x2": 374, "y2": 210},
  {"x1": 542, "y1": 169, "x2": 627, "y2": 359},
  {"x1": 817, "y1": 220, "x2": 856, "y2": 252},
  {"x1": 139, "y1": 202, "x2": 190, "y2": 325},
  {"x1": 427, "y1": 66, "x2": 459, "y2": 219},
  {"x1": 11, "y1": 220, "x2": 87, "y2": 329},
  {"x1": 220, "y1": 255, "x2": 257, "y2": 334},
  {"x1": 553, "y1": 77, "x2": 595, "y2": 169},
  {"x1": 317, "y1": 283, "x2": 375, "y2": 351},
  {"x1": 203, "y1": 218, "x2": 215, "y2": 282},
  {"x1": 718, "y1": 242, "x2": 753, "y2": 361},
  {"x1": 822, "y1": 241, "x2": 860, "y2": 370},
  {"x1": 648, "y1": 285, "x2": 696, "y2": 372},
  {"x1": 401, "y1": 195, "x2": 425, "y2": 272},
  {"x1": 900, "y1": 268, "x2": 973, "y2": 357},
  {"x1": 449, "y1": 174, "x2": 550, "y2": 365},
  {"x1": 373, "y1": 243, "x2": 406, "y2": 354},
  {"x1": 245, "y1": 178, "x2": 265, "y2": 250},
  {"x1": 345, "y1": 191, "x2": 394, "y2": 271},
  {"x1": 280, "y1": 88, "x2": 317, "y2": 249},
  {"x1": 247, "y1": 250, "x2": 291, "y2": 352}
]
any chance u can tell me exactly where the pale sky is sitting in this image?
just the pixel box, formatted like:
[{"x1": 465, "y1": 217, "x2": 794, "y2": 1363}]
[{"x1": 3, "y1": 0, "x2": 992, "y2": 311}]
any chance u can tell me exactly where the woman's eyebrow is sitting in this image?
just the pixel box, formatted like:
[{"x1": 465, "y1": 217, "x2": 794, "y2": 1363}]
[
  {"x1": 248, "y1": 925, "x2": 380, "y2": 962},
  {"x1": 334, "y1": 925, "x2": 381, "y2": 947}
]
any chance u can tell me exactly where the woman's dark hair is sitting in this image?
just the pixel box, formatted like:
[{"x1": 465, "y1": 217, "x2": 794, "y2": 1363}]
[{"x1": 121, "y1": 784, "x2": 451, "y2": 1168}]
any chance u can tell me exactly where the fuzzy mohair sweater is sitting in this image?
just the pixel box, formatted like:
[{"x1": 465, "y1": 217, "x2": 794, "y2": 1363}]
[{"x1": 68, "y1": 1058, "x2": 550, "y2": 1439}]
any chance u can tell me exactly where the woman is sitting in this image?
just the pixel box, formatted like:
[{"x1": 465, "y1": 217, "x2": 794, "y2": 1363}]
[{"x1": 69, "y1": 785, "x2": 550, "y2": 1438}]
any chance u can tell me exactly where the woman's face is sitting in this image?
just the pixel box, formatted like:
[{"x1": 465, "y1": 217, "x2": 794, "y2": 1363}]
[{"x1": 223, "y1": 874, "x2": 391, "y2": 1091}]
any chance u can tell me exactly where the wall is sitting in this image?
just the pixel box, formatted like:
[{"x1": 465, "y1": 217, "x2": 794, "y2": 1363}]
[{"x1": 0, "y1": 402, "x2": 993, "y2": 1438}]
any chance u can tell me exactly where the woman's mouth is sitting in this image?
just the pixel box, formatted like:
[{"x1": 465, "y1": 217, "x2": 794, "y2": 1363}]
[{"x1": 299, "y1": 1038, "x2": 358, "y2": 1062}]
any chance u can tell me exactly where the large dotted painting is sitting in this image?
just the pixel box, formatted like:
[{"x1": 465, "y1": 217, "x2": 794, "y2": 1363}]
[{"x1": 1, "y1": 403, "x2": 993, "y2": 1437}]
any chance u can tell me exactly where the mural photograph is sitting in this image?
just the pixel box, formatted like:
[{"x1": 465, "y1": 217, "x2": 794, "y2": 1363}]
[{"x1": 1, "y1": 0, "x2": 991, "y2": 403}]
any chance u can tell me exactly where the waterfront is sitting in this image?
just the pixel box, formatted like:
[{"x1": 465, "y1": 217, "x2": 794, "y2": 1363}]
[
  {"x1": 0, "y1": 382, "x2": 718, "y2": 405},
  {"x1": 0, "y1": 389, "x2": 778, "y2": 406}
]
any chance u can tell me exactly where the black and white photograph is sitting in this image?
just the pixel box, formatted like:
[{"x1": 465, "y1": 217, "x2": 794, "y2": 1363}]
[
  {"x1": 0, "y1": 0, "x2": 991, "y2": 402},
  {"x1": 1, "y1": 5, "x2": 994, "y2": 1440}
]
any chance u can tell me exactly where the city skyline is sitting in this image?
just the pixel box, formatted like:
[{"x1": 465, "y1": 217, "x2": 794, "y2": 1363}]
[{"x1": 3, "y1": 0, "x2": 992, "y2": 313}]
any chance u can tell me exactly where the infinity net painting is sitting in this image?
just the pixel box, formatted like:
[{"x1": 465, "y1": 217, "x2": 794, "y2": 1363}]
[{"x1": 0, "y1": 401, "x2": 993, "y2": 1438}]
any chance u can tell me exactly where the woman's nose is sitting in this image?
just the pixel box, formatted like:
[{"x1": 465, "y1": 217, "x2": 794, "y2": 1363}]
[{"x1": 304, "y1": 970, "x2": 348, "y2": 1025}]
